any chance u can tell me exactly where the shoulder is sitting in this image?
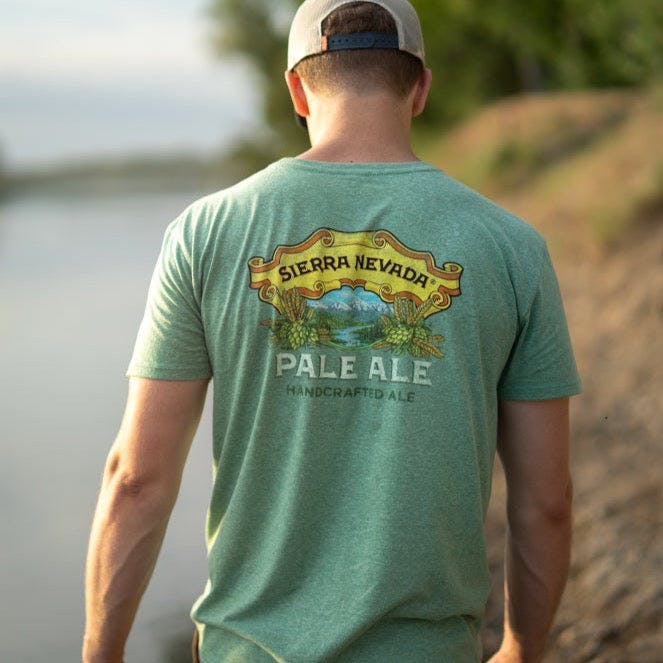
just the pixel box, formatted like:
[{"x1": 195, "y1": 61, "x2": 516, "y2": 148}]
[
  {"x1": 163, "y1": 161, "x2": 285, "y2": 242},
  {"x1": 439, "y1": 170, "x2": 544, "y2": 244},
  {"x1": 424, "y1": 169, "x2": 548, "y2": 279}
]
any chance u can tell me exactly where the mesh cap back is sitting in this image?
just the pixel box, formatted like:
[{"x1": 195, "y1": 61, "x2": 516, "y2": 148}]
[{"x1": 287, "y1": 0, "x2": 425, "y2": 71}]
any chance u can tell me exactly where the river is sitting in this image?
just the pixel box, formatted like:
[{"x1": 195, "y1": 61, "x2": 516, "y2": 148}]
[{"x1": 0, "y1": 190, "x2": 216, "y2": 662}]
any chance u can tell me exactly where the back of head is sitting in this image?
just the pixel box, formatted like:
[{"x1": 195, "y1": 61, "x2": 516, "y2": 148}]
[{"x1": 292, "y1": 1, "x2": 425, "y2": 100}]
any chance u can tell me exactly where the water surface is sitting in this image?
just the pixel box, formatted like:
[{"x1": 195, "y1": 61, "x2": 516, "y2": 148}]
[{"x1": 0, "y1": 190, "x2": 218, "y2": 662}]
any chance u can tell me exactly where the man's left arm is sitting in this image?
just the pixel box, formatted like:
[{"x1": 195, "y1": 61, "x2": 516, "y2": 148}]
[{"x1": 83, "y1": 377, "x2": 209, "y2": 663}]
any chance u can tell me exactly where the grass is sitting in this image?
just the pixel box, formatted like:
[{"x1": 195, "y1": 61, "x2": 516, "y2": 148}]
[{"x1": 419, "y1": 86, "x2": 663, "y2": 255}]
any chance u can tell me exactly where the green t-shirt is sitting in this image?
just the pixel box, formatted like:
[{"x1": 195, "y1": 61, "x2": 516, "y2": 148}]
[{"x1": 127, "y1": 159, "x2": 581, "y2": 662}]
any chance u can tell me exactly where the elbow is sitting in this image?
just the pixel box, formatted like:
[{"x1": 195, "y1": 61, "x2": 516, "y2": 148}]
[
  {"x1": 105, "y1": 471, "x2": 176, "y2": 519},
  {"x1": 112, "y1": 472, "x2": 151, "y2": 499},
  {"x1": 541, "y1": 476, "x2": 574, "y2": 523},
  {"x1": 509, "y1": 476, "x2": 574, "y2": 527},
  {"x1": 101, "y1": 450, "x2": 174, "y2": 512}
]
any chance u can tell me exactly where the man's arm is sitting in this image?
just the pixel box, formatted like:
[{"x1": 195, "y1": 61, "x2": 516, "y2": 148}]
[
  {"x1": 488, "y1": 398, "x2": 573, "y2": 663},
  {"x1": 83, "y1": 377, "x2": 209, "y2": 663}
]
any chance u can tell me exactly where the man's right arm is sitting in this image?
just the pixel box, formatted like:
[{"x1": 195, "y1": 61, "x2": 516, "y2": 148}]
[{"x1": 488, "y1": 398, "x2": 573, "y2": 663}]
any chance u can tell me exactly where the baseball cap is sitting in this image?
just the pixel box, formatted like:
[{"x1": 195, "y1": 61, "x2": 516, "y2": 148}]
[{"x1": 287, "y1": 0, "x2": 426, "y2": 71}]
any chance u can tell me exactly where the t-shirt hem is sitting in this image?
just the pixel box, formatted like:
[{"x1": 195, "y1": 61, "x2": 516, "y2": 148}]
[
  {"x1": 497, "y1": 380, "x2": 583, "y2": 401},
  {"x1": 126, "y1": 363, "x2": 213, "y2": 381}
]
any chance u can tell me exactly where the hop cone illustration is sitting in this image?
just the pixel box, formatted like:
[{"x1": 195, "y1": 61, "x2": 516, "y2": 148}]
[
  {"x1": 373, "y1": 295, "x2": 445, "y2": 358},
  {"x1": 261, "y1": 288, "x2": 330, "y2": 350}
]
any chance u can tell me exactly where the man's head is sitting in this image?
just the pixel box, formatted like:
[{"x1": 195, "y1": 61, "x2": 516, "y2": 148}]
[{"x1": 285, "y1": 0, "x2": 429, "y2": 130}]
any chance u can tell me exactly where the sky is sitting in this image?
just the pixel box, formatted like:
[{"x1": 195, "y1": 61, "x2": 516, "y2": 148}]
[{"x1": 0, "y1": 0, "x2": 262, "y2": 169}]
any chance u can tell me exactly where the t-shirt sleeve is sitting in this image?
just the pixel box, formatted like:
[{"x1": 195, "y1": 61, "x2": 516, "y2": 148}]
[
  {"x1": 497, "y1": 245, "x2": 582, "y2": 400},
  {"x1": 126, "y1": 213, "x2": 212, "y2": 380}
]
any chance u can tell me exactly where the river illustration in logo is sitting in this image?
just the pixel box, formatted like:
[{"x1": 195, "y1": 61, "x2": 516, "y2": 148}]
[{"x1": 248, "y1": 228, "x2": 463, "y2": 359}]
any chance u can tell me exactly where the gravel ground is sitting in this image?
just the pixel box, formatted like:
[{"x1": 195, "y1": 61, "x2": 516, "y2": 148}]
[{"x1": 481, "y1": 217, "x2": 663, "y2": 661}]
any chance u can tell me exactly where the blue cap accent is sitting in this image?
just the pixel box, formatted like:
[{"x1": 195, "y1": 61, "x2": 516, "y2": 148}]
[{"x1": 324, "y1": 32, "x2": 399, "y2": 52}]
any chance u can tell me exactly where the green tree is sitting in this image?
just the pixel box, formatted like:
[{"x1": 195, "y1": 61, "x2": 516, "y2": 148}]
[
  {"x1": 0, "y1": 139, "x2": 9, "y2": 199},
  {"x1": 208, "y1": 0, "x2": 663, "y2": 155},
  {"x1": 208, "y1": 0, "x2": 307, "y2": 159}
]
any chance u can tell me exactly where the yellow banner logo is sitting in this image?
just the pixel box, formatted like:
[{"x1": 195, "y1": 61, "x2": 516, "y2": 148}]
[{"x1": 248, "y1": 229, "x2": 462, "y2": 318}]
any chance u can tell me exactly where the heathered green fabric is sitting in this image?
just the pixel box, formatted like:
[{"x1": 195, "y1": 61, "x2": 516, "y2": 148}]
[{"x1": 127, "y1": 158, "x2": 582, "y2": 662}]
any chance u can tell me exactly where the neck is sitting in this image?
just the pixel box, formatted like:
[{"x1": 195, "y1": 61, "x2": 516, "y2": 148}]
[{"x1": 298, "y1": 93, "x2": 418, "y2": 163}]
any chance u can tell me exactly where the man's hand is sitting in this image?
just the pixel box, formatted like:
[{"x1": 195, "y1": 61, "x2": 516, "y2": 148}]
[
  {"x1": 485, "y1": 650, "x2": 524, "y2": 663},
  {"x1": 485, "y1": 641, "x2": 542, "y2": 663},
  {"x1": 493, "y1": 397, "x2": 573, "y2": 663},
  {"x1": 83, "y1": 377, "x2": 209, "y2": 663}
]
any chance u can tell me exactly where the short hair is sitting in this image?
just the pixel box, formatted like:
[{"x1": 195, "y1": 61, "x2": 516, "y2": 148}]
[{"x1": 294, "y1": 1, "x2": 424, "y2": 99}]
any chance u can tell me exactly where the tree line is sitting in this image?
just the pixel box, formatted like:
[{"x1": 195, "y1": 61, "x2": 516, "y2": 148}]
[{"x1": 209, "y1": 0, "x2": 663, "y2": 159}]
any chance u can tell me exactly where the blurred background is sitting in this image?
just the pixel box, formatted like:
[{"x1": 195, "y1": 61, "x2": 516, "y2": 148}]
[{"x1": 1, "y1": 1, "x2": 661, "y2": 661}]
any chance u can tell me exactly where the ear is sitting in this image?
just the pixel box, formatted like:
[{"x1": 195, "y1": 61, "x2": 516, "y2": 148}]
[
  {"x1": 412, "y1": 67, "x2": 433, "y2": 118},
  {"x1": 285, "y1": 70, "x2": 310, "y2": 119}
]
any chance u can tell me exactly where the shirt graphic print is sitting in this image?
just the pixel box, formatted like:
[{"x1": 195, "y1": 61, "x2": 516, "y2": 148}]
[{"x1": 249, "y1": 228, "x2": 463, "y2": 402}]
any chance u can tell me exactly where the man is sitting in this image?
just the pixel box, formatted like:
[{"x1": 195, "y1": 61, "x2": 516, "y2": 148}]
[{"x1": 83, "y1": 1, "x2": 581, "y2": 661}]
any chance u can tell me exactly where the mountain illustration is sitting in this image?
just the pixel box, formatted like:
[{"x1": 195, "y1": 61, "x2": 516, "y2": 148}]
[
  {"x1": 301, "y1": 287, "x2": 391, "y2": 339},
  {"x1": 309, "y1": 286, "x2": 390, "y2": 315}
]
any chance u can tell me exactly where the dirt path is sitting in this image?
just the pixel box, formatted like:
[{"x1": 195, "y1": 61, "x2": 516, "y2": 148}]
[{"x1": 481, "y1": 218, "x2": 663, "y2": 661}]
